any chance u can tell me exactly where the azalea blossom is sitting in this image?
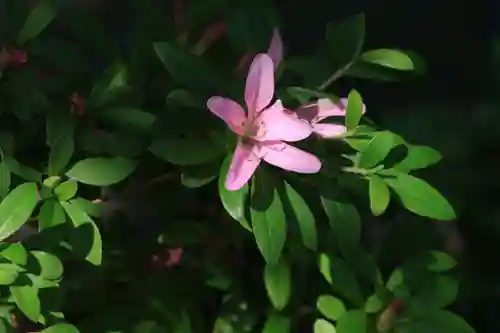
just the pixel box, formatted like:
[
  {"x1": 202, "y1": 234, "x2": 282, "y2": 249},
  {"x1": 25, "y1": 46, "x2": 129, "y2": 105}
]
[
  {"x1": 294, "y1": 98, "x2": 367, "y2": 138},
  {"x1": 207, "y1": 53, "x2": 321, "y2": 191},
  {"x1": 166, "y1": 247, "x2": 183, "y2": 267}
]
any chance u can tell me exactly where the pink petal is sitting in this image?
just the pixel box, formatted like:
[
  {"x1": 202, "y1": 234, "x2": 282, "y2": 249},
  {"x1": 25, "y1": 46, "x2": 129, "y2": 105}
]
[
  {"x1": 259, "y1": 141, "x2": 321, "y2": 173},
  {"x1": 207, "y1": 96, "x2": 246, "y2": 135},
  {"x1": 315, "y1": 98, "x2": 348, "y2": 121},
  {"x1": 313, "y1": 123, "x2": 348, "y2": 138},
  {"x1": 254, "y1": 100, "x2": 312, "y2": 142},
  {"x1": 225, "y1": 141, "x2": 262, "y2": 191},
  {"x1": 339, "y1": 98, "x2": 367, "y2": 116},
  {"x1": 166, "y1": 247, "x2": 183, "y2": 267},
  {"x1": 244, "y1": 53, "x2": 275, "y2": 117},
  {"x1": 267, "y1": 29, "x2": 283, "y2": 69}
]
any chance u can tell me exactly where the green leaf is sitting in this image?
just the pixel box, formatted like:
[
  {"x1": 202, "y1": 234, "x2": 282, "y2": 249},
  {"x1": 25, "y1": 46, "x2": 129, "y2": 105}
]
[
  {"x1": 69, "y1": 198, "x2": 102, "y2": 218},
  {"x1": 425, "y1": 310, "x2": 475, "y2": 333},
  {"x1": 357, "y1": 131, "x2": 399, "y2": 168},
  {"x1": 17, "y1": 0, "x2": 58, "y2": 44},
  {"x1": 153, "y1": 42, "x2": 224, "y2": 93},
  {"x1": 48, "y1": 133, "x2": 75, "y2": 176},
  {"x1": 359, "y1": 49, "x2": 415, "y2": 71},
  {"x1": 285, "y1": 87, "x2": 339, "y2": 105},
  {"x1": 89, "y1": 62, "x2": 129, "y2": 108},
  {"x1": 61, "y1": 201, "x2": 102, "y2": 265},
  {"x1": 149, "y1": 137, "x2": 224, "y2": 166},
  {"x1": 393, "y1": 145, "x2": 442, "y2": 172},
  {"x1": 368, "y1": 175, "x2": 390, "y2": 216},
  {"x1": 10, "y1": 284, "x2": 40, "y2": 322},
  {"x1": 97, "y1": 107, "x2": 156, "y2": 135},
  {"x1": 317, "y1": 295, "x2": 346, "y2": 321},
  {"x1": 166, "y1": 89, "x2": 204, "y2": 108},
  {"x1": 0, "y1": 263, "x2": 21, "y2": 285},
  {"x1": 412, "y1": 275, "x2": 458, "y2": 308},
  {"x1": 318, "y1": 254, "x2": 363, "y2": 305},
  {"x1": 38, "y1": 199, "x2": 66, "y2": 230},
  {"x1": 0, "y1": 182, "x2": 38, "y2": 242},
  {"x1": 4, "y1": 157, "x2": 41, "y2": 182},
  {"x1": 181, "y1": 165, "x2": 218, "y2": 188},
  {"x1": 425, "y1": 251, "x2": 457, "y2": 272},
  {"x1": 262, "y1": 314, "x2": 290, "y2": 333},
  {"x1": 385, "y1": 173, "x2": 456, "y2": 220},
  {"x1": 264, "y1": 259, "x2": 291, "y2": 311},
  {"x1": 0, "y1": 243, "x2": 28, "y2": 266},
  {"x1": 320, "y1": 192, "x2": 361, "y2": 245},
  {"x1": 0, "y1": 162, "x2": 11, "y2": 199},
  {"x1": 53, "y1": 180, "x2": 78, "y2": 201},
  {"x1": 326, "y1": 13, "x2": 365, "y2": 69},
  {"x1": 250, "y1": 169, "x2": 287, "y2": 264},
  {"x1": 218, "y1": 156, "x2": 250, "y2": 231},
  {"x1": 345, "y1": 90, "x2": 363, "y2": 131},
  {"x1": 282, "y1": 181, "x2": 317, "y2": 250},
  {"x1": 336, "y1": 310, "x2": 366, "y2": 333},
  {"x1": 30, "y1": 251, "x2": 63, "y2": 280},
  {"x1": 41, "y1": 324, "x2": 80, "y2": 333},
  {"x1": 314, "y1": 319, "x2": 336, "y2": 333},
  {"x1": 66, "y1": 157, "x2": 137, "y2": 186}
]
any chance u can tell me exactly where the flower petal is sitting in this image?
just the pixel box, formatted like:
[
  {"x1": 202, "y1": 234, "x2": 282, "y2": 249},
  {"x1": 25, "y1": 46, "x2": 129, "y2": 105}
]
[
  {"x1": 339, "y1": 97, "x2": 367, "y2": 116},
  {"x1": 315, "y1": 98, "x2": 348, "y2": 121},
  {"x1": 267, "y1": 29, "x2": 283, "y2": 69},
  {"x1": 255, "y1": 100, "x2": 312, "y2": 142},
  {"x1": 259, "y1": 141, "x2": 321, "y2": 173},
  {"x1": 225, "y1": 141, "x2": 262, "y2": 191},
  {"x1": 245, "y1": 53, "x2": 275, "y2": 117},
  {"x1": 313, "y1": 123, "x2": 347, "y2": 138},
  {"x1": 207, "y1": 96, "x2": 246, "y2": 135}
]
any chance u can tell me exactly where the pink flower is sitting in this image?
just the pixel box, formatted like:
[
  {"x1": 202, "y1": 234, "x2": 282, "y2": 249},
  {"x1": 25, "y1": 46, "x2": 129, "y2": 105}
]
[
  {"x1": 207, "y1": 54, "x2": 321, "y2": 191},
  {"x1": 166, "y1": 247, "x2": 183, "y2": 267},
  {"x1": 294, "y1": 98, "x2": 367, "y2": 138},
  {"x1": 267, "y1": 29, "x2": 283, "y2": 69}
]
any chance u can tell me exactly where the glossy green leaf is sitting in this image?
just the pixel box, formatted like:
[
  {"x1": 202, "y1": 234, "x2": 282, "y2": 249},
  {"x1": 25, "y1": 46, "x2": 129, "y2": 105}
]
[
  {"x1": 61, "y1": 201, "x2": 102, "y2": 265},
  {"x1": 66, "y1": 157, "x2": 137, "y2": 186},
  {"x1": 69, "y1": 198, "x2": 102, "y2": 218},
  {"x1": 336, "y1": 310, "x2": 366, "y2": 333},
  {"x1": 218, "y1": 156, "x2": 250, "y2": 231},
  {"x1": 264, "y1": 260, "x2": 291, "y2": 310},
  {"x1": 393, "y1": 145, "x2": 442, "y2": 171},
  {"x1": 153, "y1": 42, "x2": 224, "y2": 93},
  {"x1": 149, "y1": 137, "x2": 224, "y2": 166},
  {"x1": 41, "y1": 324, "x2": 80, "y2": 333},
  {"x1": 317, "y1": 295, "x2": 346, "y2": 321},
  {"x1": 321, "y1": 192, "x2": 361, "y2": 245},
  {"x1": 0, "y1": 243, "x2": 28, "y2": 266},
  {"x1": 250, "y1": 169, "x2": 287, "y2": 264},
  {"x1": 385, "y1": 173, "x2": 456, "y2": 220},
  {"x1": 31, "y1": 251, "x2": 63, "y2": 280},
  {"x1": 54, "y1": 180, "x2": 78, "y2": 201},
  {"x1": 345, "y1": 90, "x2": 364, "y2": 131},
  {"x1": 48, "y1": 134, "x2": 75, "y2": 176},
  {"x1": 0, "y1": 263, "x2": 21, "y2": 285},
  {"x1": 357, "y1": 131, "x2": 399, "y2": 168},
  {"x1": 0, "y1": 162, "x2": 11, "y2": 199},
  {"x1": 283, "y1": 181, "x2": 317, "y2": 250},
  {"x1": 38, "y1": 199, "x2": 66, "y2": 230},
  {"x1": 97, "y1": 107, "x2": 156, "y2": 134},
  {"x1": 262, "y1": 314, "x2": 290, "y2": 333},
  {"x1": 359, "y1": 49, "x2": 416, "y2": 71},
  {"x1": 326, "y1": 13, "x2": 365, "y2": 69},
  {"x1": 10, "y1": 284, "x2": 40, "y2": 322},
  {"x1": 89, "y1": 62, "x2": 129, "y2": 108},
  {"x1": 17, "y1": 0, "x2": 58, "y2": 44},
  {"x1": 368, "y1": 175, "x2": 390, "y2": 216},
  {"x1": 314, "y1": 319, "x2": 336, "y2": 333},
  {"x1": 0, "y1": 182, "x2": 38, "y2": 242},
  {"x1": 318, "y1": 254, "x2": 363, "y2": 305}
]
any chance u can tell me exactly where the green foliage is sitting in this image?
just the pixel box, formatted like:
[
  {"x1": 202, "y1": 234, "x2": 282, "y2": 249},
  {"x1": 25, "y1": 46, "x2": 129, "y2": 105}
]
[{"x1": 0, "y1": 2, "x2": 472, "y2": 333}]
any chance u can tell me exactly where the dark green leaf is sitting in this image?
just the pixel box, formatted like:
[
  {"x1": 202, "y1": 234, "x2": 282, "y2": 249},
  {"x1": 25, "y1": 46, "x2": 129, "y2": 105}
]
[
  {"x1": 17, "y1": 0, "x2": 58, "y2": 44},
  {"x1": 321, "y1": 192, "x2": 361, "y2": 245},
  {"x1": 48, "y1": 133, "x2": 75, "y2": 176},
  {"x1": 262, "y1": 314, "x2": 290, "y2": 333},
  {"x1": 66, "y1": 157, "x2": 137, "y2": 186},
  {"x1": 317, "y1": 295, "x2": 346, "y2": 321},
  {"x1": 218, "y1": 155, "x2": 250, "y2": 231},
  {"x1": 318, "y1": 254, "x2": 363, "y2": 305},
  {"x1": 264, "y1": 259, "x2": 291, "y2": 310},
  {"x1": 38, "y1": 199, "x2": 66, "y2": 230},
  {"x1": 336, "y1": 310, "x2": 366, "y2": 333},
  {"x1": 250, "y1": 169, "x2": 287, "y2": 264},
  {"x1": 425, "y1": 251, "x2": 457, "y2": 272},
  {"x1": 97, "y1": 107, "x2": 156, "y2": 134},
  {"x1": 0, "y1": 182, "x2": 38, "y2": 242},
  {"x1": 89, "y1": 62, "x2": 129, "y2": 108},
  {"x1": 385, "y1": 173, "x2": 456, "y2": 220},
  {"x1": 0, "y1": 162, "x2": 11, "y2": 199},
  {"x1": 150, "y1": 137, "x2": 224, "y2": 166},
  {"x1": 393, "y1": 145, "x2": 442, "y2": 172},
  {"x1": 368, "y1": 175, "x2": 390, "y2": 216},
  {"x1": 282, "y1": 181, "x2": 317, "y2": 250},
  {"x1": 326, "y1": 13, "x2": 365, "y2": 69},
  {"x1": 357, "y1": 131, "x2": 401, "y2": 168},
  {"x1": 4, "y1": 157, "x2": 41, "y2": 182},
  {"x1": 412, "y1": 275, "x2": 458, "y2": 308}
]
